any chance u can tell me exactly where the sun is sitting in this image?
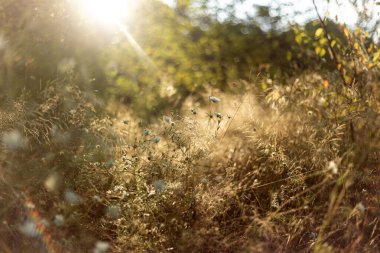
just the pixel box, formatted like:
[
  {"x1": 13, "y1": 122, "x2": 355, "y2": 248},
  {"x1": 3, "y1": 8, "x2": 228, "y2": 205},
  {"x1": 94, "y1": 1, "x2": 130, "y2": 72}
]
[
  {"x1": 79, "y1": 0, "x2": 156, "y2": 68},
  {"x1": 82, "y1": 0, "x2": 129, "y2": 23}
]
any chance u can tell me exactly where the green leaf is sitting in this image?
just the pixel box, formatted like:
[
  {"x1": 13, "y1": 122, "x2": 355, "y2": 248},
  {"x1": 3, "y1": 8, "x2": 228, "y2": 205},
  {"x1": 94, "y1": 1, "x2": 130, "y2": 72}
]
[
  {"x1": 286, "y1": 51, "x2": 292, "y2": 61},
  {"x1": 319, "y1": 38, "x2": 327, "y2": 45},
  {"x1": 319, "y1": 48, "x2": 326, "y2": 57},
  {"x1": 373, "y1": 51, "x2": 380, "y2": 62},
  {"x1": 315, "y1": 28, "x2": 324, "y2": 38},
  {"x1": 295, "y1": 34, "x2": 303, "y2": 45}
]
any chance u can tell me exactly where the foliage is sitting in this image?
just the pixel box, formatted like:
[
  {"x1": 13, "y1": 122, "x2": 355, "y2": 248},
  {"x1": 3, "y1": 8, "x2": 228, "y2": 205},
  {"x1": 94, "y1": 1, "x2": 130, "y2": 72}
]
[{"x1": 1, "y1": 0, "x2": 380, "y2": 252}]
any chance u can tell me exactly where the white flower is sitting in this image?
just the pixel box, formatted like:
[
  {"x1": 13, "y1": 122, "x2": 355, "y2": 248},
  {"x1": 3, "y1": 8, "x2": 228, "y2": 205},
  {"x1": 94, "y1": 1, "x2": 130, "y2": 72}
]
[
  {"x1": 94, "y1": 241, "x2": 110, "y2": 253},
  {"x1": 328, "y1": 161, "x2": 338, "y2": 174},
  {"x1": 106, "y1": 206, "x2": 121, "y2": 220},
  {"x1": 104, "y1": 159, "x2": 114, "y2": 169},
  {"x1": 54, "y1": 214, "x2": 65, "y2": 227},
  {"x1": 114, "y1": 185, "x2": 125, "y2": 192},
  {"x1": 93, "y1": 195, "x2": 102, "y2": 203},
  {"x1": 355, "y1": 202, "x2": 365, "y2": 215},
  {"x1": 64, "y1": 190, "x2": 83, "y2": 205},
  {"x1": 153, "y1": 180, "x2": 166, "y2": 193},
  {"x1": 2, "y1": 130, "x2": 28, "y2": 150},
  {"x1": 319, "y1": 97, "x2": 326, "y2": 106},
  {"x1": 50, "y1": 126, "x2": 70, "y2": 144},
  {"x1": 151, "y1": 136, "x2": 161, "y2": 143},
  {"x1": 209, "y1": 96, "x2": 221, "y2": 103},
  {"x1": 41, "y1": 219, "x2": 50, "y2": 227},
  {"x1": 163, "y1": 116, "x2": 174, "y2": 125},
  {"x1": 18, "y1": 220, "x2": 38, "y2": 237},
  {"x1": 44, "y1": 173, "x2": 60, "y2": 192}
]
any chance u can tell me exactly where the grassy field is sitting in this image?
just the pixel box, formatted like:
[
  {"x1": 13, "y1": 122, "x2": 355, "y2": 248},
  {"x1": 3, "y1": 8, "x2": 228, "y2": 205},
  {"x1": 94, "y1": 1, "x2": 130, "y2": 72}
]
[{"x1": 1, "y1": 72, "x2": 379, "y2": 253}]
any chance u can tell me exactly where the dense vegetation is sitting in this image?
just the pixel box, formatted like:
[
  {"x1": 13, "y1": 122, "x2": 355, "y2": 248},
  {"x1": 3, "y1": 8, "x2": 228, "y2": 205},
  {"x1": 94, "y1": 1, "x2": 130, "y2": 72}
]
[{"x1": 1, "y1": 0, "x2": 380, "y2": 252}]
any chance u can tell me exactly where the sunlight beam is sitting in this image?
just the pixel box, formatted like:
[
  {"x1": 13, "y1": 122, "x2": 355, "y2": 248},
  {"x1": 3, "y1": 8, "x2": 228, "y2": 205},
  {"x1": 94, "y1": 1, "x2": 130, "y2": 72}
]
[
  {"x1": 116, "y1": 22, "x2": 157, "y2": 69},
  {"x1": 80, "y1": 0, "x2": 156, "y2": 69}
]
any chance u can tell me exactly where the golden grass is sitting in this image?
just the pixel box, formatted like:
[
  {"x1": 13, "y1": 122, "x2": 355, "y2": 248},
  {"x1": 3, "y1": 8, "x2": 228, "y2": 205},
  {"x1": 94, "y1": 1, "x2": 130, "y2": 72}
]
[{"x1": 1, "y1": 73, "x2": 379, "y2": 252}]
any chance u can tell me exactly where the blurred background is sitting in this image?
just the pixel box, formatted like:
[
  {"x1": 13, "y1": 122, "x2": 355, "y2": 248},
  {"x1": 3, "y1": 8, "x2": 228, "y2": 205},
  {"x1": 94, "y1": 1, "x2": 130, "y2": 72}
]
[
  {"x1": 1, "y1": 0, "x2": 379, "y2": 118},
  {"x1": 1, "y1": 1, "x2": 380, "y2": 252}
]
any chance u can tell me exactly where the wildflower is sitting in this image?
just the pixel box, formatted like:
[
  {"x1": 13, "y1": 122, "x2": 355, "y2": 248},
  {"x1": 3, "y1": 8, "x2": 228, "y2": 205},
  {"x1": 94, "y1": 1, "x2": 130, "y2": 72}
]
[
  {"x1": 151, "y1": 136, "x2": 161, "y2": 143},
  {"x1": 114, "y1": 185, "x2": 125, "y2": 192},
  {"x1": 215, "y1": 112, "x2": 222, "y2": 119},
  {"x1": 94, "y1": 241, "x2": 111, "y2": 253},
  {"x1": 18, "y1": 220, "x2": 38, "y2": 237},
  {"x1": 93, "y1": 195, "x2": 102, "y2": 203},
  {"x1": 106, "y1": 206, "x2": 121, "y2": 220},
  {"x1": 328, "y1": 161, "x2": 338, "y2": 174},
  {"x1": 2, "y1": 130, "x2": 28, "y2": 150},
  {"x1": 54, "y1": 215, "x2": 65, "y2": 227},
  {"x1": 355, "y1": 202, "x2": 365, "y2": 215},
  {"x1": 104, "y1": 159, "x2": 115, "y2": 169},
  {"x1": 309, "y1": 232, "x2": 317, "y2": 239},
  {"x1": 25, "y1": 201, "x2": 35, "y2": 209},
  {"x1": 153, "y1": 180, "x2": 166, "y2": 193},
  {"x1": 200, "y1": 178, "x2": 208, "y2": 184},
  {"x1": 319, "y1": 97, "x2": 326, "y2": 106},
  {"x1": 64, "y1": 190, "x2": 83, "y2": 205},
  {"x1": 209, "y1": 96, "x2": 221, "y2": 103},
  {"x1": 44, "y1": 173, "x2": 61, "y2": 192},
  {"x1": 163, "y1": 116, "x2": 174, "y2": 126},
  {"x1": 41, "y1": 219, "x2": 50, "y2": 227},
  {"x1": 148, "y1": 190, "x2": 156, "y2": 197}
]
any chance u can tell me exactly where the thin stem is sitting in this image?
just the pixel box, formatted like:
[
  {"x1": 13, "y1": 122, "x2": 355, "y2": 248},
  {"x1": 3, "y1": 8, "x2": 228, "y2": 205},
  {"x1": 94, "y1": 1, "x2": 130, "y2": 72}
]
[{"x1": 312, "y1": 0, "x2": 350, "y2": 87}]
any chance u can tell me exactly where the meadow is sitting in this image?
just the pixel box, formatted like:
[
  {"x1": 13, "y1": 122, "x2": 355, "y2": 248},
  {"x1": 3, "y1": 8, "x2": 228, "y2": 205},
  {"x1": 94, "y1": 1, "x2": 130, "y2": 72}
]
[{"x1": 1, "y1": 0, "x2": 380, "y2": 252}]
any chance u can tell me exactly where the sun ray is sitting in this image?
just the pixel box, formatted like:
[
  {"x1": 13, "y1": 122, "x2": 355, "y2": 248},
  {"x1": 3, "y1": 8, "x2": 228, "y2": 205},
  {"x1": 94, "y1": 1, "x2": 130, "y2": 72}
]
[
  {"x1": 115, "y1": 22, "x2": 157, "y2": 69},
  {"x1": 80, "y1": 0, "x2": 156, "y2": 69}
]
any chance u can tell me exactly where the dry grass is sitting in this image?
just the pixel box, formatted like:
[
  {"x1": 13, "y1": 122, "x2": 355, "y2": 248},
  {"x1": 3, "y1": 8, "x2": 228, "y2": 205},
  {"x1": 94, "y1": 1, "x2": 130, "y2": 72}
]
[{"x1": 1, "y1": 72, "x2": 380, "y2": 252}]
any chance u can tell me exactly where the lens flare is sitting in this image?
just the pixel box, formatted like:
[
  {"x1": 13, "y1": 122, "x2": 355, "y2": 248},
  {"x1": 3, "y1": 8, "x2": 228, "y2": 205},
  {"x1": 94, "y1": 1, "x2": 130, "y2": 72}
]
[
  {"x1": 82, "y1": 0, "x2": 128, "y2": 22},
  {"x1": 116, "y1": 22, "x2": 156, "y2": 68},
  {"x1": 80, "y1": 0, "x2": 156, "y2": 69}
]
